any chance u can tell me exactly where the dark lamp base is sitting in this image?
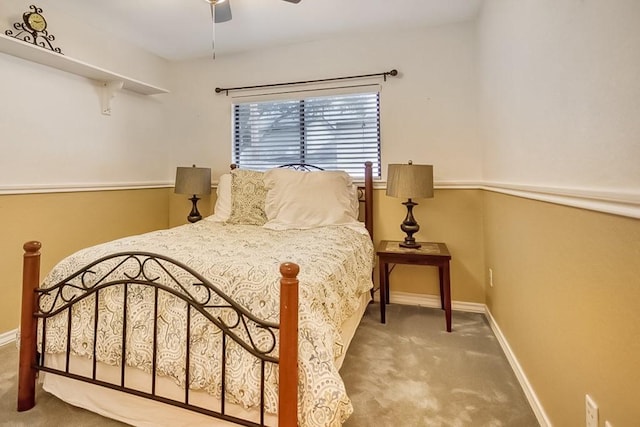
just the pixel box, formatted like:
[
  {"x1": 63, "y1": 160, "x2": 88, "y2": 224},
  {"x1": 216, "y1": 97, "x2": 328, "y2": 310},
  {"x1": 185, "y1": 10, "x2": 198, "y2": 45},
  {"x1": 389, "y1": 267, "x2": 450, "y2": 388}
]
[
  {"x1": 187, "y1": 195, "x2": 202, "y2": 223},
  {"x1": 399, "y1": 240, "x2": 422, "y2": 249},
  {"x1": 399, "y1": 198, "x2": 422, "y2": 249},
  {"x1": 187, "y1": 214, "x2": 202, "y2": 223}
]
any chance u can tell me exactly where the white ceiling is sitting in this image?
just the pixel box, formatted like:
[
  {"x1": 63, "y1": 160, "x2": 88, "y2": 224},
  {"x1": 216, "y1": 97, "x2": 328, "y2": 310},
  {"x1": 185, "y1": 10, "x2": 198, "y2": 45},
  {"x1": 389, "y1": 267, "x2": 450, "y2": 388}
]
[{"x1": 52, "y1": 0, "x2": 482, "y2": 61}]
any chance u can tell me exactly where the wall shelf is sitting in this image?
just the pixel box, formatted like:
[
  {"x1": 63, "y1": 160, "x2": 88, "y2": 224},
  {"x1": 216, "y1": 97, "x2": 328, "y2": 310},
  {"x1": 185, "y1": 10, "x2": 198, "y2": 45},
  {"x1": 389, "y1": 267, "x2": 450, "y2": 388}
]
[{"x1": 0, "y1": 33, "x2": 169, "y2": 114}]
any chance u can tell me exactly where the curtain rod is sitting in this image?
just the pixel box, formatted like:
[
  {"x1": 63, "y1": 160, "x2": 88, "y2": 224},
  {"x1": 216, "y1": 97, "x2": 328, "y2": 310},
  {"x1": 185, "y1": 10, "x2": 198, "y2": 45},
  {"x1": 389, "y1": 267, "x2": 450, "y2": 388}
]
[{"x1": 215, "y1": 69, "x2": 398, "y2": 95}]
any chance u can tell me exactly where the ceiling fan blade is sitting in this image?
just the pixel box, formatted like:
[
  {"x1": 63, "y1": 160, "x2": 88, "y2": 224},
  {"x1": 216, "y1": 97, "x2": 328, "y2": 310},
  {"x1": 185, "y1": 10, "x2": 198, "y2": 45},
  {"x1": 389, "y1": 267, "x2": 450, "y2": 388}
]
[
  {"x1": 282, "y1": 0, "x2": 302, "y2": 3},
  {"x1": 215, "y1": 0, "x2": 232, "y2": 23}
]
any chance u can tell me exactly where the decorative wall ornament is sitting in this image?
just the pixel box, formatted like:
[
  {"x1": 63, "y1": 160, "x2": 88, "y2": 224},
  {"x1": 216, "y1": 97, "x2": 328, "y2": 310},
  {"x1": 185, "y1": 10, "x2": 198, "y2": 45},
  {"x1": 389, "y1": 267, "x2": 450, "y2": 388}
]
[{"x1": 5, "y1": 5, "x2": 63, "y2": 54}]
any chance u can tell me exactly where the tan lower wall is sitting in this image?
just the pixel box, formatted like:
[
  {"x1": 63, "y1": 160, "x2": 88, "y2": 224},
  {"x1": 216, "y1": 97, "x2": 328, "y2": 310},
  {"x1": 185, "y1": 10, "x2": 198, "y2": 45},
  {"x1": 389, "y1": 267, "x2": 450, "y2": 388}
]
[
  {"x1": 2, "y1": 185, "x2": 485, "y2": 352},
  {"x1": 373, "y1": 188, "x2": 485, "y2": 303},
  {"x1": 171, "y1": 186, "x2": 487, "y2": 304},
  {"x1": 483, "y1": 191, "x2": 640, "y2": 426},
  {"x1": 4, "y1": 184, "x2": 637, "y2": 424},
  {"x1": 0, "y1": 188, "x2": 170, "y2": 333}
]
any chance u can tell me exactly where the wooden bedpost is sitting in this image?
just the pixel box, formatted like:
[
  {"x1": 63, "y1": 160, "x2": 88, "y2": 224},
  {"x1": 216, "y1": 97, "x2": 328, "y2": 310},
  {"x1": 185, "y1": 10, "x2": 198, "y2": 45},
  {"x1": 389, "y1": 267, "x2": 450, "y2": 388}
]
[
  {"x1": 278, "y1": 262, "x2": 299, "y2": 427},
  {"x1": 364, "y1": 161, "x2": 373, "y2": 239},
  {"x1": 17, "y1": 241, "x2": 41, "y2": 411}
]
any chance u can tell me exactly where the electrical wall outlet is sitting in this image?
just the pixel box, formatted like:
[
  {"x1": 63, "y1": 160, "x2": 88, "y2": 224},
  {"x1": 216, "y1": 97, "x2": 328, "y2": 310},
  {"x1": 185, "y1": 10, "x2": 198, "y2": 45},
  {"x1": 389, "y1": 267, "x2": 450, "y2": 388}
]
[
  {"x1": 489, "y1": 268, "x2": 494, "y2": 287},
  {"x1": 586, "y1": 394, "x2": 598, "y2": 427}
]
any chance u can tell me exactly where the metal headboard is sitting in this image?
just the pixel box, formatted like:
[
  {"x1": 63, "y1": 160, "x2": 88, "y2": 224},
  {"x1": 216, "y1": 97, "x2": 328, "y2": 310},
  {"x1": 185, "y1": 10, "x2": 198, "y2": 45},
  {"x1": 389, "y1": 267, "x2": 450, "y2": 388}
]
[
  {"x1": 230, "y1": 163, "x2": 324, "y2": 171},
  {"x1": 277, "y1": 163, "x2": 325, "y2": 171}
]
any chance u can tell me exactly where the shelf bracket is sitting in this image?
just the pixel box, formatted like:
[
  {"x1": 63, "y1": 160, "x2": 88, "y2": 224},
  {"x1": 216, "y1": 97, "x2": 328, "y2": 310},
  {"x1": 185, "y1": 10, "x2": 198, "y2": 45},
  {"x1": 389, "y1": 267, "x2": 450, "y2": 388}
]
[{"x1": 101, "y1": 80, "x2": 124, "y2": 116}]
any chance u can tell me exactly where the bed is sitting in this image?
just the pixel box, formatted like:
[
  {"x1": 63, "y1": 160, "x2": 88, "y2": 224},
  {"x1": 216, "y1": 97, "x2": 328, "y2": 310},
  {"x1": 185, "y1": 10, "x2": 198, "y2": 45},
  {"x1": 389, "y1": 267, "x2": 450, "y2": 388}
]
[{"x1": 17, "y1": 162, "x2": 374, "y2": 427}]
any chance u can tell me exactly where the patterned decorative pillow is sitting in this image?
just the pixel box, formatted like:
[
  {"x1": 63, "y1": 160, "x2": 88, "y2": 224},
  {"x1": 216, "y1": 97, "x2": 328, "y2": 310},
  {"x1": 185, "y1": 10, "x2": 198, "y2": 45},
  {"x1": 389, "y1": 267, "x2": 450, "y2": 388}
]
[{"x1": 226, "y1": 169, "x2": 268, "y2": 225}]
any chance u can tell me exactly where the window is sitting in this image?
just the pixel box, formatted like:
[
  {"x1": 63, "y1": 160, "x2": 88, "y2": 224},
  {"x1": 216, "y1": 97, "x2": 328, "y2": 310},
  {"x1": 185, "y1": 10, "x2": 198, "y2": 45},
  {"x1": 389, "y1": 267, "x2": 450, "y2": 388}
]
[{"x1": 232, "y1": 92, "x2": 381, "y2": 178}]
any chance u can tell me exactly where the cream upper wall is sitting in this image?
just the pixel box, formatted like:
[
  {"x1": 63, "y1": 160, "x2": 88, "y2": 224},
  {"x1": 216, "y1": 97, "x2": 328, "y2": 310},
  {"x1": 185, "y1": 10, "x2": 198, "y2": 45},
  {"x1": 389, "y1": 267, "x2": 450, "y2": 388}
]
[
  {"x1": 0, "y1": 1, "x2": 172, "y2": 189},
  {"x1": 163, "y1": 22, "x2": 486, "y2": 309},
  {"x1": 477, "y1": 0, "x2": 640, "y2": 193},
  {"x1": 0, "y1": 1, "x2": 168, "y2": 89},
  {"x1": 167, "y1": 23, "x2": 481, "y2": 183},
  {"x1": 477, "y1": 1, "x2": 640, "y2": 425}
]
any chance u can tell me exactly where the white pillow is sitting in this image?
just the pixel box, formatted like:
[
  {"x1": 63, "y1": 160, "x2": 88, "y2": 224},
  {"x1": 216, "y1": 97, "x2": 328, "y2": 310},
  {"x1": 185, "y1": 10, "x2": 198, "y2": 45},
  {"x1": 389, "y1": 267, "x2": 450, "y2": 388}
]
[
  {"x1": 263, "y1": 168, "x2": 359, "y2": 230},
  {"x1": 208, "y1": 173, "x2": 232, "y2": 222}
]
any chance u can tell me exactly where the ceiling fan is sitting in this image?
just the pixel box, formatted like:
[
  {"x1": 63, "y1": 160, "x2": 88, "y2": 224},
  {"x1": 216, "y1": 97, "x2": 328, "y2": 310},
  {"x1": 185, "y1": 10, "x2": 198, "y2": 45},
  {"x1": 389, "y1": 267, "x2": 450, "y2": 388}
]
[
  {"x1": 204, "y1": 0, "x2": 301, "y2": 58},
  {"x1": 206, "y1": 0, "x2": 302, "y2": 24}
]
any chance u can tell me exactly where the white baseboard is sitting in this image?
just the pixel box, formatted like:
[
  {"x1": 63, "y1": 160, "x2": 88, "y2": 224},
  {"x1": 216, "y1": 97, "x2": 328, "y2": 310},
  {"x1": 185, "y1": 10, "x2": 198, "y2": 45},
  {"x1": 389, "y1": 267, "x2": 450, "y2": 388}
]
[
  {"x1": 382, "y1": 291, "x2": 550, "y2": 426},
  {"x1": 376, "y1": 290, "x2": 486, "y2": 313},
  {"x1": 0, "y1": 328, "x2": 17, "y2": 347},
  {"x1": 484, "y1": 308, "x2": 551, "y2": 427}
]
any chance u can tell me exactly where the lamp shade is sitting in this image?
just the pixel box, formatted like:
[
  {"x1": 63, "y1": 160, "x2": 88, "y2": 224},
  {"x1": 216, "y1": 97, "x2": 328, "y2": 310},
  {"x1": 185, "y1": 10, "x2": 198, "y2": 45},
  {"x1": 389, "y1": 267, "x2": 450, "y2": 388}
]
[
  {"x1": 174, "y1": 166, "x2": 212, "y2": 195},
  {"x1": 386, "y1": 162, "x2": 434, "y2": 199}
]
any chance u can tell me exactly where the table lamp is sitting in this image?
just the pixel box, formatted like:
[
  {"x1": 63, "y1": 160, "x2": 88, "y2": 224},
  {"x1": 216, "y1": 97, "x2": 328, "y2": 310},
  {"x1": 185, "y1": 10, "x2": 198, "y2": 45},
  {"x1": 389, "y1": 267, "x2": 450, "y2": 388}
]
[
  {"x1": 175, "y1": 165, "x2": 212, "y2": 223},
  {"x1": 386, "y1": 161, "x2": 434, "y2": 248}
]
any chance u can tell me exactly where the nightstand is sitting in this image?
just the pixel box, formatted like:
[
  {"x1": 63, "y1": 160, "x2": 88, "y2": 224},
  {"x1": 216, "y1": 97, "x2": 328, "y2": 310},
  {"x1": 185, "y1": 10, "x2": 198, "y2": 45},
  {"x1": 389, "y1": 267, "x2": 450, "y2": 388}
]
[{"x1": 377, "y1": 240, "x2": 452, "y2": 332}]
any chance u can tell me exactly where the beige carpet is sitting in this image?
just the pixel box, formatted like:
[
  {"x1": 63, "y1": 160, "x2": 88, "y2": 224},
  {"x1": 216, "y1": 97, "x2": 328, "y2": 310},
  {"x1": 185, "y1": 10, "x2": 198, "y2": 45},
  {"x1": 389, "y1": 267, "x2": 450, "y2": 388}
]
[
  {"x1": 341, "y1": 304, "x2": 539, "y2": 426},
  {"x1": 0, "y1": 304, "x2": 538, "y2": 426}
]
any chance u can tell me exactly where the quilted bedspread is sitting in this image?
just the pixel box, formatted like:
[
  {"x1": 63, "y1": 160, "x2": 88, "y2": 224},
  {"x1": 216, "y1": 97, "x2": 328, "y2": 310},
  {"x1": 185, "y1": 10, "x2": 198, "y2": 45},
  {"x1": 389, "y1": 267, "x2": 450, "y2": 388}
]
[{"x1": 39, "y1": 218, "x2": 374, "y2": 427}]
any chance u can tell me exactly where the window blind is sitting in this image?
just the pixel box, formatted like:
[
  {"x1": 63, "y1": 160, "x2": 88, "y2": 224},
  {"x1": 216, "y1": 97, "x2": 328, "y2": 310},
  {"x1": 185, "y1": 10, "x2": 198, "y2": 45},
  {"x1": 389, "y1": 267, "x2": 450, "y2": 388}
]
[{"x1": 232, "y1": 92, "x2": 381, "y2": 178}]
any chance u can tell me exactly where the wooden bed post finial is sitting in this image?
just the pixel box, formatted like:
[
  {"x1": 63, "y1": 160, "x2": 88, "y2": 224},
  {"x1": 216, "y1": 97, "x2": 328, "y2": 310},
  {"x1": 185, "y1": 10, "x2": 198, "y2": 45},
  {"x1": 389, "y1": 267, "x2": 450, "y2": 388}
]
[
  {"x1": 18, "y1": 241, "x2": 42, "y2": 412},
  {"x1": 278, "y1": 262, "x2": 299, "y2": 427},
  {"x1": 279, "y1": 262, "x2": 299, "y2": 281}
]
